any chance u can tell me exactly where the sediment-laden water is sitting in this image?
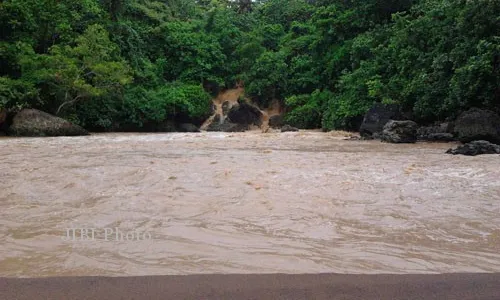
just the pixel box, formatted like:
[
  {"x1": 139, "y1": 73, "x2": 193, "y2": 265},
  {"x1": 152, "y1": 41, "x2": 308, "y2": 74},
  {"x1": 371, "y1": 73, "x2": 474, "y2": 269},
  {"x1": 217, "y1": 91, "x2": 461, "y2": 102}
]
[{"x1": 0, "y1": 131, "x2": 499, "y2": 277}]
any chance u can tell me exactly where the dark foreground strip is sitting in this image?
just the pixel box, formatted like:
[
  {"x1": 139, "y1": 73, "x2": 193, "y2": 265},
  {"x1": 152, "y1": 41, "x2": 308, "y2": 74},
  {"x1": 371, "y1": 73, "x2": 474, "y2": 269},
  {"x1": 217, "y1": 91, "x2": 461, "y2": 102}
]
[{"x1": 1, "y1": 273, "x2": 499, "y2": 300}]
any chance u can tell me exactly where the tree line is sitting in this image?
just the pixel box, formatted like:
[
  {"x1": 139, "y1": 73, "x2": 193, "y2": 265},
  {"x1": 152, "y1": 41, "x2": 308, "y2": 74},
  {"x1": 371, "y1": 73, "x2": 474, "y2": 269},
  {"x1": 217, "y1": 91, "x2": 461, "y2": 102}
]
[{"x1": 1, "y1": 0, "x2": 499, "y2": 131}]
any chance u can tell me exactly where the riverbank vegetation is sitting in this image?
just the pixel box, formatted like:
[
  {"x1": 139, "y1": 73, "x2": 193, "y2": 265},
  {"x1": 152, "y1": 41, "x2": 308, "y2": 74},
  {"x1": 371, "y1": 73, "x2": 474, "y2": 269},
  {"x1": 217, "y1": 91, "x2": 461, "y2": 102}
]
[{"x1": 1, "y1": 0, "x2": 498, "y2": 131}]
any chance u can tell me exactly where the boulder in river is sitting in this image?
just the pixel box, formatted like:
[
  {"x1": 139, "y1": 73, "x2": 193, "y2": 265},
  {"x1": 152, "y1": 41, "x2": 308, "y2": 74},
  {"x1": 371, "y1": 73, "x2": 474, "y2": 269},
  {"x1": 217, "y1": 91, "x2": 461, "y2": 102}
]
[
  {"x1": 268, "y1": 115, "x2": 284, "y2": 129},
  {"x1": 417, "y1": 122, "x2": 454, "y2": 142},
  {"x1": 446, "y1": 140, "x2": 500, "y2": 156},
  {"x1": 8, "y1": 109, "x2": 89, "y2": 137},
  {"x1": 227, "y1": 102, "x2": 263, "y2": 126},
  {"x1": 281, "y1": 125, "x2": 299, "y2": 132},
  {"x1": 453, "y1": 108, "x2": 500, "y2": 144},
  {"x1": 381, "y1": 120, "x2": 418, "y2": 143},
  {"x1": 178, "y1": 123, "x2": 200, "y2": 133},
  {"x1": 359, "y1": 103, "x2": 404, "y2": 138}
]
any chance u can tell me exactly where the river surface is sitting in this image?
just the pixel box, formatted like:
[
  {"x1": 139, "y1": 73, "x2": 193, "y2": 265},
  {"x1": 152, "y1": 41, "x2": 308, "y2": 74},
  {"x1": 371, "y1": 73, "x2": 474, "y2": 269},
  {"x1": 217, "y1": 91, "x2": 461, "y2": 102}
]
[{"x1": 0, "y1": 131, "x2": 499, "y2": 277}]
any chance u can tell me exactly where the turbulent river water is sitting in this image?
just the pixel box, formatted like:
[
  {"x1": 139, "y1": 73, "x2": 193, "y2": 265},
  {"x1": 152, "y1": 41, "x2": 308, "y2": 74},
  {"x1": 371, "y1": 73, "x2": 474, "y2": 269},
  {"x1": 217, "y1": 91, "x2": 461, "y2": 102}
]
[{"x1": 0, "y1": 131, "x2": 499, "y2": 277}]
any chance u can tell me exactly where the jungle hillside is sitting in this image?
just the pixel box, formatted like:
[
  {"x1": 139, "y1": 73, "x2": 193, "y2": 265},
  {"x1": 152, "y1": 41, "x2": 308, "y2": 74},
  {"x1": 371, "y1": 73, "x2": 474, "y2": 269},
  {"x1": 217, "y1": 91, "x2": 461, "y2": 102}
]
[{"x1": 1, "y1": 0, "x2": 499, "y2": 132}]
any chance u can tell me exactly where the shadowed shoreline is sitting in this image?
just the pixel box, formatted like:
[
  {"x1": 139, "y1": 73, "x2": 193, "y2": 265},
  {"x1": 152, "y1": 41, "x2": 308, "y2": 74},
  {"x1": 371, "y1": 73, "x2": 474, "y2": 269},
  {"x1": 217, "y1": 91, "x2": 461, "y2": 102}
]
[{"x1": 1, "y1": 273, "x2": 500, "y2": 300}]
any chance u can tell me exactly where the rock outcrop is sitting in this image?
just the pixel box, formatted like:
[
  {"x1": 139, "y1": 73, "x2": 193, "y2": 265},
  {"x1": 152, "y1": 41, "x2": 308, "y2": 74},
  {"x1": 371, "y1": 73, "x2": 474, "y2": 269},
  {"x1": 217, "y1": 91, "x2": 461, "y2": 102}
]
[
  {"x1": 359, "y1": 103, "x2": 404, "y2": 138},
  {"x1": 446, "y1": 140, "x2": 500, "y2": 156},
  {"x1": 8, "y1": 109, "x2": 89, "y2": 137},
  {"x1": 381, "y1": 120, "x2": 418, "y2": 143},
  {"x1": 227, "y1": 102, "x2": 263, "y2": 127},
  {"x1": 453, "y1": 108, "x2": 500, "y2": 144}
]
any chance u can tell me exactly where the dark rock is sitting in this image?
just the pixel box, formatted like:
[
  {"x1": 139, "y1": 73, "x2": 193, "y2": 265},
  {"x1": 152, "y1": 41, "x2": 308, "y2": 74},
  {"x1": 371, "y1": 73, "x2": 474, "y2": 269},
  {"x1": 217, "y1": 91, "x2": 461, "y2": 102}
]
[
  {"x1": 359, "y1": 103, "x2": 404, "y2": 138},
  {"x1": 227, "y1": 102, "x2": 263, "y2": 126},
  {"x1": 381, "y1": 120, "x2": 418, "y2": 143},
  {"x1": 417, "y1": 123, "x2": 455, "y2": 142},
  {"x1": 417, "y1": 123, "x2": 451, "y2": 137},
  {"x1": 453, "y1": 108, "x2": 500, "y2": 144},
  {"x1": 372, "y1": 132, "x2": 383, "y2": 140},
  {"x1": 425, "y1": 133, "x2": 455, "y2": 142},
  {"x1": 268, "y1": 115, "x2": 284, "y2": 128},
  {"x1": 206, "y1": 116, "x2": 248, "y2": 132},
  {"x1": 178, "y1": 123, "x2": 200, "y2": 133},
  {"x1": 8, "y1": 109, "x2": 89, "y2": 137},
  {"x1": 281, "y1": 125, "x2": 299, "y2": 132},
  {"x1": 446, "y1": 140, "x2": 500, "y2": 156}
]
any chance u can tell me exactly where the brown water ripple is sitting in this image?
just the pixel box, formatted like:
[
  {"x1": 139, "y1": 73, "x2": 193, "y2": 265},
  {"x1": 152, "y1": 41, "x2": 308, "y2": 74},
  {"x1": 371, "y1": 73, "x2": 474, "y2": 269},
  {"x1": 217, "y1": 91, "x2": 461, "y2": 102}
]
[{"x1": 0, "y1": 132, "x2": 499, "y2": 277}]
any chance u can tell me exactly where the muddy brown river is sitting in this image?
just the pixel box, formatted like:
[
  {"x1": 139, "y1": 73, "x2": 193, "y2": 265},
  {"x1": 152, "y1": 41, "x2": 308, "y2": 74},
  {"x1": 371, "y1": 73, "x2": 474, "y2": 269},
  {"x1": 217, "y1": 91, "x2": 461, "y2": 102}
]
[{"x1": 0, "y1": 131, "x2": 499, "y2": 277}]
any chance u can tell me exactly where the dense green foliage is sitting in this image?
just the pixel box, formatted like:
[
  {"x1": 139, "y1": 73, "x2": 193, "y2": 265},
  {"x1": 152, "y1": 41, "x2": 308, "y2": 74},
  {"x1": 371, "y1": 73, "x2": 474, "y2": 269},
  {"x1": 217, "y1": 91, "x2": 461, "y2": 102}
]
[{"x1": 1, "y1": 0, "x2": 499, "y2": 130}]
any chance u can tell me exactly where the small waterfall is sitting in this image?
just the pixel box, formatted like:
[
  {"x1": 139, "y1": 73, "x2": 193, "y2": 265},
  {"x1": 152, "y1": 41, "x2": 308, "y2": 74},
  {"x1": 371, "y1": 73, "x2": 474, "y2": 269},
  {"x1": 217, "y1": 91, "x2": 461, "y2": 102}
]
[
  {"x1": 201, "y1": 87, "x2": 245, "y2": 130},
  {"x1": 201, "y1": 87, "x2": 283, "y2": 132}
]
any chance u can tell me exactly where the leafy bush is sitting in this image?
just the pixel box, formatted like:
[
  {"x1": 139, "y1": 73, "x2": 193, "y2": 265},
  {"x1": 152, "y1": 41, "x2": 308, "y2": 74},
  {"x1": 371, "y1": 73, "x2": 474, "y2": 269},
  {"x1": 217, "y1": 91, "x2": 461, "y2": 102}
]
[
  {"x1": 122, "y1": 83, "x2": 211, "y2": 128},
  {"x1": 245, "y1": 51, "x2": 288, "y2": 107},
  {"x1": 285, "y1": 90, "x2": 331, "y2": 129},
  {"x1": 0, "y1": 77, "x2": 38, "y2": 111}
]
